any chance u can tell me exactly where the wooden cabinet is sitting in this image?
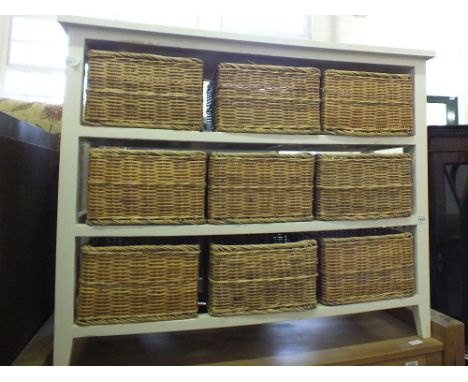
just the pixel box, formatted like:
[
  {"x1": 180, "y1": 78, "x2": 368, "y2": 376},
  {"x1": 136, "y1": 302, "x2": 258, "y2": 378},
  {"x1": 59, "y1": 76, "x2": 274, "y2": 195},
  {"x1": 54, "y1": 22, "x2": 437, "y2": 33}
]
[{"x1": 0, "y1": 112, "x2": 58, "y2": 365}]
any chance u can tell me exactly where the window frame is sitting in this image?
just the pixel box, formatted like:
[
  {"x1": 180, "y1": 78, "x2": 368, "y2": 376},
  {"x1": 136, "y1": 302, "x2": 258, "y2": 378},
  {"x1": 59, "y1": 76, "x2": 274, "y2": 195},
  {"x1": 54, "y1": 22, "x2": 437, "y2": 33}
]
[
  {"x1": 0, "y1": 16, "x2": 12, "y2": 99},
  {"x1": 1, "y1": 15, "x2": 68, "y2": 103},
  {"x1": 427, "y1": 95, "x2": 459, "y2": 125}
]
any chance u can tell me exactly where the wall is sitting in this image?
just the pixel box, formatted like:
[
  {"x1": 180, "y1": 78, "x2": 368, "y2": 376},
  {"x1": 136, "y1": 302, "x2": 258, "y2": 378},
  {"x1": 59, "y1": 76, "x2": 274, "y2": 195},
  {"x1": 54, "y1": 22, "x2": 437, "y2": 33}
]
[
  {"x1": 1, "y1": 14, "x2": 467, "y2": 121},
  {"x1": 0, "y1": 16, "x2": 11, "y2": 97},
  {"x1": 323, "y1": 15, "x2": 468, "y2": 124}
]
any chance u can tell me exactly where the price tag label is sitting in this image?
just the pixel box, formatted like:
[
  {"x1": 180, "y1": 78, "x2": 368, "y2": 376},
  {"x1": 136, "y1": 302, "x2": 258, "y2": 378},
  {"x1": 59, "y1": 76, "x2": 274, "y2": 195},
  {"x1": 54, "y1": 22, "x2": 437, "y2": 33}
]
[{"x1": 417, "y1": 216, "x2": 426, "y2": 224}]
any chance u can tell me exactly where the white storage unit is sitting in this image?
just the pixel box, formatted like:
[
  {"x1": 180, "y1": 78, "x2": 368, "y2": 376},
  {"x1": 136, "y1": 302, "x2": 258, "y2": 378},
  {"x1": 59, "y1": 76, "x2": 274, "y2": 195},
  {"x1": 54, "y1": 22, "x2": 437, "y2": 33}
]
[{"x1": 54, "y1": 16, "x2": 434, "y2": 365}]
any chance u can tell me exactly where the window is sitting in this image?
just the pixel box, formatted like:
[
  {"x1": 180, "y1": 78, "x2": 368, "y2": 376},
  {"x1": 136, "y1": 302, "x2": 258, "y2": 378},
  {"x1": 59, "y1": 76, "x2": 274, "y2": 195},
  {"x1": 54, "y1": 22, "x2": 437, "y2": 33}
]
[
  {"x1": 427, "y1": 96, "x2": 459, "y2": 126},
  {"x1": 2, "y1": 16, "x2": 68, "y2": 103},
  {"x1": 0, "y1": 15, "x2": 311, "y2": 104},
  {"x1": 9, "y1": 16, "x2": 68, "y2": 69}
]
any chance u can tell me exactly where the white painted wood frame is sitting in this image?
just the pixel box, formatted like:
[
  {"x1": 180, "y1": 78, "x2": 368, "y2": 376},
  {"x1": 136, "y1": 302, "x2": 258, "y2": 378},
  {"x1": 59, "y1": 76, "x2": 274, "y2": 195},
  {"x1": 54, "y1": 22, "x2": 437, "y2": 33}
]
[{"x1": 53, "y1": 16, "x2": 434, "y2": 365}]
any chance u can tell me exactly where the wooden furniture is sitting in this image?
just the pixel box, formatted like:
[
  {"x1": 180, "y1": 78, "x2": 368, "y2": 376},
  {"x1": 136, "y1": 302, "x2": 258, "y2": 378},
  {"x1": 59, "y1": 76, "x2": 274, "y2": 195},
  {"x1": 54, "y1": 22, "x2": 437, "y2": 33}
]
[
  {"x1": 430, "y1": 309, "x2": 465, "y2": 365},
  {"x1": 428, "y1": 125, "x2": 468, "y2": 342},
  {"x1": 0, "y1": 112, "x2": 59, "y2": 365},
  {"x1": 54, "y1": 16, "x2": 434, "y2": 365},
  {"x1": 68, "y1": 315, "x2": 443, "y2": 366},
  {"x1": 17, "y1": 309, "x2": 463, "y2": 366}
]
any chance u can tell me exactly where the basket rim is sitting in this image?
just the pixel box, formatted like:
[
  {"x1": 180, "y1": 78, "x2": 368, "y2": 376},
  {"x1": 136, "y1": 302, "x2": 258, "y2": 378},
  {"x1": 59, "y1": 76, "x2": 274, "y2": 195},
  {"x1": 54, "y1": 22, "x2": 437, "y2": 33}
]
[
  {"x1": 89, "y1": 147, "x2": 208, "y2": 157},
  {"x1": 86, "y1": 88, "x2": 203, "y2": 98},
  {"x1": 316, "y1": 153, "x2": 411, "y2": 160},
  {"x1": 214, "y1": 94, "x2": 321, "y2": 102},
  {"x1": 218, "y1": 62, "x2": 321, "y2": 74},
  {"x1": 81, "y1": 244, "x2": 200, "y2": 254},
  {"x1": 319, "y1": 290, "x2": 415, "y2": 305},
  {"x1": 208, "y1": 184, "x2": 313, "y2": 189},
  {"x1": 210, "y1": 239, "x2": 317, "y2": 252},
  {"x1": 319, "y1": 231, "x2": 412, "y2": 244},
  {"x1": 209, "y1": 126, "x2": 321, "y2": 135},
  {"x1": 75, "y1": 312, "x2": 198, "y2": 326},
  {"x1": 321, "y1": 128, "x2": 413, "y2": 137},
  {"x1": 323, "y1": 69, "x2": 412, "y2": 80},
  {"x1": 207, "y1": 303, "x2": 317, "y2": 316},
  {"x1": 87, "y1": 49, "x2": 204, "y2": 64},
  {"x1": 315, "y1": 185, "x2": 412, "y2": 192},
  {"x1": 86, "y1": 217, "x2": 206, "y2": 225},
  {"x1": 207, "y1": 216, "x2": 314, "y2": 224},
  {"x1": 209, "y1": 152, "x2": 314, "y2": 159}
]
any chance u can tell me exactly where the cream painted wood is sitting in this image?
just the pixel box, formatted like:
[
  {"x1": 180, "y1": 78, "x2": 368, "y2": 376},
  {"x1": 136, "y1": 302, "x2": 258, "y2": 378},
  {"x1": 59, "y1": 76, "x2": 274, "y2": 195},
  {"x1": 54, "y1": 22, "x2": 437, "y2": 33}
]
[
  {"x1": 58, "y1": 16, "x2": 433, "y2": 59},
  {"x1": 76, "y1": 125, "x2": 417, "y2": 146},
  {"x1": 75, "y1": 216, "x2": 417, "y2": 237},
  {"x1": 54, "y1": 16, "x2": 434, "y2": 365},
  {"x1": 408, "y1": 61, "x2": 431, "y2": 339},
  {"x1": 72, "y1": 295, "x2": 420, "y2": 338},
  {"x1": 53, "y1": 30, "x2": 85, "y2": 366}
]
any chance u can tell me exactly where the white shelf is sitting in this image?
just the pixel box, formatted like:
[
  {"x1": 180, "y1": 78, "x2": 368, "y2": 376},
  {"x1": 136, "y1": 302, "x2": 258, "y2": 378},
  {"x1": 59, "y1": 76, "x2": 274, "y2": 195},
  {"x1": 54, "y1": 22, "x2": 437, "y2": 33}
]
[
  {"x1": 72, "y1": 295, "x2": 419, "y2": 338},
  {"x1": 77, "y1": 125, "x2": 417, "y2": 147},
  {"x1": 75, "y1": 216, "x2": 417, "y2": 237},
  {"x1": 52, "y1": 16, "x2": 433, "y2": 365},
  {"x1": 58, "y1": 16, "x2": 434, "y2": 60}
]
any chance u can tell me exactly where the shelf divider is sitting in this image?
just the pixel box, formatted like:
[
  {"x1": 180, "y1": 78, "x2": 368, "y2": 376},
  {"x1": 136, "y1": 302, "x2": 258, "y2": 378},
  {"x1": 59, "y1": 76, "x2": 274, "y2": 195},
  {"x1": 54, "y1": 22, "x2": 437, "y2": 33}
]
[
  {"x1": 74, "y1": 216, "x2": 417, "y2": 237},
  {"x1": 72, "y1": 295, "x2": 419, "y2": 338},
  {"x1": 77, "y1": 125, "x2": 417, "y2": 147}
]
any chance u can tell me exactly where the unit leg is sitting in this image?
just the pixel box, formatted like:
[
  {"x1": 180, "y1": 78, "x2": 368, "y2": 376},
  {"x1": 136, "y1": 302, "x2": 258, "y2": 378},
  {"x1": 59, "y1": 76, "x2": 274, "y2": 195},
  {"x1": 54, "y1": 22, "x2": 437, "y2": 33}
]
[
  {"x1": 411, "y1": 304, "x2": 431, "y2": 339},
  {"x1": 53, "y1": 331, "x2": 74, "y2": 366}
]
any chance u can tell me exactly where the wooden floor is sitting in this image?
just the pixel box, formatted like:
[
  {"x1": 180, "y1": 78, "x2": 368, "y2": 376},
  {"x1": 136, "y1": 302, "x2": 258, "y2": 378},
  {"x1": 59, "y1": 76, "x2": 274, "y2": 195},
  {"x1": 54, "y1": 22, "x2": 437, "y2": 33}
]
[{"x1": 14, "y1": 308, "x2": 464, "y2": 366}]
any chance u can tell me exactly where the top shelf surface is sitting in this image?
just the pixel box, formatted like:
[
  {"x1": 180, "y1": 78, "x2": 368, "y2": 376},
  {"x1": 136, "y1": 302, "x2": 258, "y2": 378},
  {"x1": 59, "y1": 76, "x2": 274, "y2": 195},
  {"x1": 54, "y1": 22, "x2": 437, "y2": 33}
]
[{"x1": 58, "y1": 16, "x2": 435, "y2": 61}]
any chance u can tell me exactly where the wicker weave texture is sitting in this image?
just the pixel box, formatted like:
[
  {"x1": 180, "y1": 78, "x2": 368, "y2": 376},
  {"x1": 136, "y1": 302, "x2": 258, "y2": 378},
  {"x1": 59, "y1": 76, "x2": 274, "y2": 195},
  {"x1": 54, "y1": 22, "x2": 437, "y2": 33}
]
[
  {"x1": 315, "y1": 153, "x2": 412, "y2": 220},
  {"x1": 76, "y1": 244, "x2": 200, "y2": 325},
  {"x1": 318, "y1": 231, "x2": 415, "y2": 305},
  {"x1": 207, "y1": 152, "x2": 314, "y2": 223},
  {"x1": 208, "y1": 239, "x2": 318, "y2": 316},
  {"x1": 321, "y1": 70, "x2": 413, "y2": 136},
  {"x1": 83, "y1": 50, "x2": 203, "y2": 130},
  {"x1": 207, "y1": 63, "x2": 321, "y2": 134},
  {"x1": 87, "y1": 148, "x2": 207, "y2": 225}
]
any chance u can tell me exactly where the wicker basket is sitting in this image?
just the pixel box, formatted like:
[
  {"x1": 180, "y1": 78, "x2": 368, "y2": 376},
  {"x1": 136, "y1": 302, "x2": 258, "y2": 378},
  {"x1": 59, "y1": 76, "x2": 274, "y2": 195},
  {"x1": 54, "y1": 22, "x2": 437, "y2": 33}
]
[
  {"x1": 87, "y1": 148, "x2": 207, "y2": 225},
  {"x1": 318, "y1": 229, "x2": 415, "y2": 305},
  {"x1": 315, "y1": 153, "x2": 412, "y2": 220},
  {"x1": 207, "y1": 152, "x2": 315, "y2": 223},
  {"x1": 321, "y1": 69, "x2": 413, "y2": 136},
  {"x1": 83, "y1": 50, "x2": 204, "y2": 130},
  {"x1": 208, "y1": 234, "x2": 318, "y2": 316},
  {"x1": 76, "y1": 242, "x2": 200, "y2": 325},
  {"x1": 207, "y1": 62, "x2": 321, "y2": 134}
]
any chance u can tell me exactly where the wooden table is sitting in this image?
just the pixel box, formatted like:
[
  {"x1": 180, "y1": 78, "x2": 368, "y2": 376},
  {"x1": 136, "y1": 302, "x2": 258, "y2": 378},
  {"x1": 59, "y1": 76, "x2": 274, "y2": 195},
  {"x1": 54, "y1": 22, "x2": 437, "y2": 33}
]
[{"x1": 13, "y1": 308, "x2": 465, "y2": 366}]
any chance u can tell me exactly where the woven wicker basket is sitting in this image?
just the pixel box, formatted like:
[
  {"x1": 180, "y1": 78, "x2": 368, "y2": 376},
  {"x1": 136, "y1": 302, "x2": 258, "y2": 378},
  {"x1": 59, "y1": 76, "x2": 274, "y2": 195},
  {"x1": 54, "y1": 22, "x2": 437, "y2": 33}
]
[
  {"x1": 315, "y1": 153, "x2": 412, "y2": 220},
  {"x1": 207, "y1": 62, "x2": 321, "y2": 134},
  {"x1": 318, "y1": 229, "x2": 415, "y2": 305},
  {"x1": 208, "y1": 234, "x2": 318, "y2": 316},
  {"x1": 321, "y1": 69, "x2": 413, "y2": 136},
  {"x1": 83, "y1": 50, "x2": 204, "y2": 130},
  {"x1": 87, "y1": 148, "x2": 207, "y2": 225},
  {"x1": 76, "y1": 242, "x2": 200, "y2": 325},
  {"x1": 207, "y1": 152, "x2": 315, "y2": 223}
]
